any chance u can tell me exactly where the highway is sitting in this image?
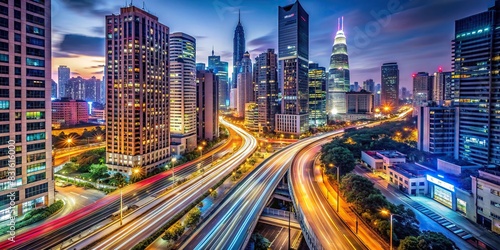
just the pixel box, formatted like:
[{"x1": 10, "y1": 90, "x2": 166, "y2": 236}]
[
  {"x1": 290, "y1": 139, "x2": 367, "y2": 250},
  {"x1": 181, "y1": 130, "x2": 344, "y2": 249},
  {"x1": 0, "y1": 118, "x2": 251, "y2": 250},
  {"x1": 182, "y1": 109, "x2": 413, "y2": 250},
  {"x1": 68, "y1": 120, "x2": 257, "y2": 249}
]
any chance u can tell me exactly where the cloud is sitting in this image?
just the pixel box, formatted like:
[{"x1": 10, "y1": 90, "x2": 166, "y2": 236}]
[
  {"x1": 71, "y1": 71, "x2": 80, "y2": 75},
  {"x1": 59, "y1": 0, "x2": 119, "y2": 17},
  {"x1": 58, "y1": 34, "x2": 104, "y2": 57},
  {"x1": 247, "y1": 32, "x2": 275, "y2": 47},
  {"x1": 91, "y1": 70, "x2": 104, "y2": 74},
  {"x1": 91, "y1": 26, "x2": 104, "y2": 35},
  {"x1": 85, "y1": 65, "x2": 105, "y2": 69},
  {"x1": 52, "y1": 51, "x2": 79, "y2": 58}
]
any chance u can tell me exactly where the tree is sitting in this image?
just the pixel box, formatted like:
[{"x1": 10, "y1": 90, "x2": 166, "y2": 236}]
[
  {"x1": 322, "y1": 146, "x2": 355, "y2": 176},
  {"x1": 162, "y1": 221, "x2": 185, "y2": 241},
  {"x1": 340, "y1": 174, "x2": 381, "y2": 210},
  {"x1": 89, "y1": 164, "x2": 108, "y2": 180},
  {"x1": 185, "y1": 207, "x2": 201, "y2": 229},
  {"x1": 109, "y1": 173, "x2": 127, "y2": 187},
  {"x1": 250, "y1": 233, "x2": 270, "y2": 250},
  {"x1": 389, "y1": 204, "x2": 420, "y2": 243},
  {"x1": 210, "y1": 190, "x2": 218, "y2": 200},
  {"x1": 399, "y1": 231, "x2": 456, "y2": 250},
  {"x1": 360, "y1": 193, "x2": 388, "y2": 214}
]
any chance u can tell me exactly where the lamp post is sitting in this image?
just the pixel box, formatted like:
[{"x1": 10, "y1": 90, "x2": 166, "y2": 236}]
[
  {"x1": 198, "y1": 146, "x2": 203, "y2": 158},
  {"x1": 119, "y1": 185, "x2": 123, "y2": 226},
  {"x1": 171, "y1": 157, "x2": 176, "y2": 185},
  {"x1": 328, "y1": 163, "x2": 340, "y2": 212},
  {"x1": 381, "y1": 209, "x2": 400, "y2": 250},
  {"x1": 66, "y1": 138, "x2": 72, "y2": 161}
]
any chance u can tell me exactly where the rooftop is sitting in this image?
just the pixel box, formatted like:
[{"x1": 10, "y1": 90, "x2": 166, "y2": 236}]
[
  {"x1": 389, "y1": 163, "x2": 427, "y2": 179},
  {"x1": 377, "y1": 150, "x2": 406, "y2": 159},
  {"x1": 363, "y1": 151, "x2": 383, "y2": 159},
  {"x1": 438, "y1": 156, "x2": 477, "y2": 167}
]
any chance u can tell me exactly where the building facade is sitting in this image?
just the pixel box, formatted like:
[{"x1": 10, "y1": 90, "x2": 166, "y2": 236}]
[
  {"x1": 342, "y1": 90, "x2": 374, "y2": 121},
  {"x1": 0, "y1": 0, "x2": 54, "y2": 219},
  {"x1": 105, "y1": 6, "x2": 170, "y2": 174},
  {"x1": 363, "y1": 79, "x2": 375, "y2": 93},
  {"x1": 381, "y1": 62, "x2": 399, "y2": 108},
  {"x1": 472, "y1": 170, "x2": 500, "y2": 233},
  {"x1": 276, "y1": 1, "x2": 309, "y2": 135},
  {"x1": 308, "y1": 63, "x2": 327, "y2": 127},
  {"x1": 453, "y1": 2, "x2": 500, "y2": 166},
  {"x1": 58, "y1": 65, "x2": 70, "y2": 98},
  {"x1": 207, "y1": 49, "x2": 229, "y2": 110},
  {"x1": 255, "y1": 49, "x2": 278, "y2": 133},
  {"x1": 433, "y1": 69, "x2": 451, "y2": 105},
  {"x1": 417, "y1": 106, "x2": 456, "y2": 156},
  {"x1": 196, "y1": 70, "x2": 219, "y2": 142},
  {"x1": 327, "y1": 17, "x2": 350, "y2": 118},
  {"x1": 170, "y1": 32, "x2": 197, "y2": 153},
  {"x1": 232, "y1": 10, "x2": 245, "y2": 89},
  {"x1": 236, "y1": 51, "x2": 252, "y2": 118},
  {"x1": 52, "y1": 98, "x2": 89, "y2": 126},
  {"x1": 244, "y1": 102, "x2": 259, "y2": 132},
  {"x1": 413, "y1": 72, "x2": 433, "y2": 115}
]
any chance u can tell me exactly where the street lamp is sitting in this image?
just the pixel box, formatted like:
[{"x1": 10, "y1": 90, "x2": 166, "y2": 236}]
[
  {"x1": 329, "y1": 163, "x2": 340, "y2": 213},
  {"x1": 198, "y1": 146, "x2": 203, "y2": 158},
  {"x1": 171, "y1": 157, "x2": 177, "y2": 184},
  {"x1": 119, "y1": 185, "x2": 124, "y2": 226},
  {"x1": 381, "y1": 209, "x2": 401, "y2": 250}
]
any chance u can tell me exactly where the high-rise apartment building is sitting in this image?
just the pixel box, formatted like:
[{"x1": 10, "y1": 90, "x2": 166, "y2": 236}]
[
  {"x1": 343, "y1": 90, "x2": 374, "y2": 121},
  {"x1": 51, "y1": 80, "x2": 57, "y2": 99},
  {"x1": 170, "y1": 32, "x2": 197, "y2": 154},
  {"x1": 363, "y1": 79, "x2": 375, "y2": 93},
  {"x1": 207, "y1": 49, "x2": 229, "y2": 110},
  {"x1": 453, "y1": 1, "x2": 500, "y2": 166},
  {"x1": 0, "y1": 0, "x2": 54, "y2": 219},
  {"x1": 105, "y1": 6, "x2": 170, "y2": 174},
  {"x1": 232, "y1": 10, "x2": 245, "y2": 89},
  {"x1": 417, "y1": 106, "x2": 455, "y2": 156},
  {"x1": 374, "y1": 83, "x2": 381, "y2": 107},
  {"x1": 52, "y1": 98, "x2": 89, "y2": 126},
  {"x1": 381, "y1": 62, "x2": 399, "y2": 108},
  {"x1": 58, "y1": 65, "x2": 70, "y2": 98},
  {"x1": 327, "y1": 17, "x2": 350, "y2": 118},
  {"x1": 433, "y1": 68, "x2": 451, "y2": 105},
  {"x1": 276, "y1": 1, "x2": 309, "y2": 135},
  {"x1": 196, "y1": 63, "x2": 206, "y2": 71},
  {"x1": 236, "y1": 51, "x2": 252, "y2": 117},
  {"x1": 413, "y1": 72, "x2": 433, "y2": 115},
  {"x1": 196, "y1": 70, "x2": 219, "y2": 141},
  {"x1": 308, "y1": 63, "x2": 327, "y2": 127},
  {"x1": 255, "y1": 49, "x2": 278, "y2": 133}
]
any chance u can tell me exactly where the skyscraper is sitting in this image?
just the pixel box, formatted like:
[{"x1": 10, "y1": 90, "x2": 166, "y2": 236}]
[
  {"x1": 363, "y1": 79, "x2": 375, "y2": 93},
  {"x1": 255, "y1": 49, "x2": 278, "y2": 133},
  {"x1": 433, "y1": 68, "x2": 452, "y2": 105},
  {"x1": 308, "y1": 63, "x2": 327, "y2": 127},
  {"x1": 276, "y1": 1, "x2": 309, "y2": 135},
  {"x1": 51, "y1": 80, "x2": 58, "y2": 99},
  {"x1": 106, "y1": 6, "x2": 170, "y2": 174},
  {"x1": 232, "y1": 10, "x2": 245, "y2": 89},
  {"x1": 327, "y1": 17, "x2": 350, "y2": 118},
  {"x1": 196, "y1": 70, "x2": 219, "y2": 141},
  {"x1": 170, "y1": 32, "x2": 197, "y2": 153},
  {"x1": 381, "y1": 62, "x2": 399, "y2": 109},
  {"x1": 0, "y1": 0, "x2": 54, "y2": 217},
  {"x1": 374, "y1": 83, "x2": 382, "y2": 107},
  {"x1": 207, "y1": 49, "x2": 229, "y2": 110},
  {"x1": 412, "y1": 72, "x2": 433, "y2": 114},
  {"x1": 58, "y1": 65, "x2": 70, "y2": 98},
  {"x1": 453, "y1": 1, "x2": 500, "y2": 166},
  {"x1": 236, "y1": 51, "x2": 253, "y2": 117},
  {"x1": 196, "y1": 63, "x2": 206, "y2": 71}
]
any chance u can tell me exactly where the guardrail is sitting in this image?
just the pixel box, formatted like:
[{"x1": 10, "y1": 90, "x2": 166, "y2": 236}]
[{"x1": 262, "y1": 207, "x2": 296, "y2": 219}]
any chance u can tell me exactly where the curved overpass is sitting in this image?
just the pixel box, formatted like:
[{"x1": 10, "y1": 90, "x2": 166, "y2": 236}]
[{"x1": 0, "y1": 118, "x2": 256, "y2": 250}]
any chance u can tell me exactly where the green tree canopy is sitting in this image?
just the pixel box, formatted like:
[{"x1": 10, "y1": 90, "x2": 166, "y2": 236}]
[
  {"x1": 399, "y1": 231, "x2": 456, "y2": 250},
  {"x1": 321, "y1": 146, "x2": 356, "y2": 176}
]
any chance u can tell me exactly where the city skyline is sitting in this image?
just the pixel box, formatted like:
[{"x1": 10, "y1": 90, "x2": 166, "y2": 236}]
[{"x1": 51, "y1": 0, "x2": 493, "y2": 90}]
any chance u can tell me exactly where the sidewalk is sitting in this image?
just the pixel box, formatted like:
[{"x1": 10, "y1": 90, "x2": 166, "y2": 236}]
[
  {"x1": 312, "y1": 159, "x2": 388, "y2": 250},
  {"x1": 54, "y1": 174, "x2": 116, "y2": 189}
]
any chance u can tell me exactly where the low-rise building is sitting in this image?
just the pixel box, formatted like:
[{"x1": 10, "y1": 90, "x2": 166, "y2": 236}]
[
  {"x1": 387, "y1": 163, "x2": 428, "y2": 196},
  {"x1": 417, "y1": 106, "x2": 456, "y2": 156},
  {"x1": 472, "y1": 170, "x2": 500, "y2": 234},
  {"x1": 361, "y1": 150, "x2": 406, "y2": 171},
  {"x1": 52, "y1": 98, "x2": 89, "y2": 126},
  {"x1": 437, "y1": 158, "x2": 480, "y2": 176}
]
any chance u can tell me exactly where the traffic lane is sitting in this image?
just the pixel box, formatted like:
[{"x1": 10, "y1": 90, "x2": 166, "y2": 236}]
[
  {"x1": 252, "y1": 223, "x2": 301, "y2": 250},
  {"x1": 353, "y1": 167, "x2": 472, "y2": 248},
  {"x1": 56, "y1": 185, "x2": 106, "y2": 211},
  {"x1": 294, "y1": 143, "x2": 364, "y2": 250}
]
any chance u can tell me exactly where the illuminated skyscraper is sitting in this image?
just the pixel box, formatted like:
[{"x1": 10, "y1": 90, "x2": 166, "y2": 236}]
[
  {"x1": 308, "y1": 63, "x2": 327, "y2": 127},
  {"x1": 327, "y1": 17, "x2": 350, "y2": 119},
  {"x1": 255, "y1": 49, "x2": 278, "y2": 133},
  {"x1": 236, "y1": 51, "x2": 253, "y2": 117},
  {"x1": 207, "y1": 48, "x2": 229, "y2": 110},
  {"x1": 232, "y1": 10, "x2": 245, "y2": 89},
  {"x1": 170, "y1": 32, "x2": 197, "y2": 154},
  {"x1": 106, "y1": 6, "x2": 170, "y2": 174},
  {"x1": 412, "y1": 72, "x2": 433, "y2": 115},
  {"x1": 276, "y1": 0, "x2": 309, "y2": 135},
  {"x1": 58, "y1": 65, "x2": 70, "y2": 98},
  {"x1": 381, "y1": 62, "x2": 399, "y2": 108}
]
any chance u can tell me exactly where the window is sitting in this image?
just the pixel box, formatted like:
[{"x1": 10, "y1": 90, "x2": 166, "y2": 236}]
[
  {"x1": 491, "y1": 189, "x2": 500, "y2": 197},
  {"x1": 14, "y1": 78, "x2": 21, "y2": 86},
  {"x1": 27, "y1": 122, "x2": 44, "y2": 131},
  {"x1": 0, "y1": 30, "x2": 6, "y2": 40},
  {"x1": 15, "y1": 124, "x2": 20, "y2": 132},
  {"x1": 478, "y1": 195, "x2": 483, "y2": 200},
  {"x1": 14, "y1": 21, "x2": 20, "y2": 31},
  {"x1": 14, "y1": 10, "x2": 20, "y2": 19},
  {"x1": 27, "y1": 69, "x2": 45, "y2": 77},
  {"x1": 0, "y1": 100, "x2": 8, "y2": 109},
  {"x1": 0, "y1": 42, "x2": 6, "y2": 52},
  {"x1": 26, "y1": 14, "x2": 44, "y2": 26},
  {"x1": 0, "y1": 66, "x2": 8, "y2": 74},
  {"x1": 14, "y1": 0, "x2": 20, "y2": 7},
  {"x1": 26, "y1": 3, "x2": 45, "y2": 16},
  {"x1": 25, "y1": 183, "x2": 48, "y2": 198},
  {"x1": 27, "y1": 152, "x2": 45, "y2": 162},
  {"x1": 26, "y1": 132, "x2": 45, "y2": 142},
  {"x1": 26, "y1": 90, "x2": 44, "y2": 98},
  {"x1": 27, "y1": 101, "x2": 44, "y2": 109},
  {"x1": 0, "y1": 88, "x2": 8, "y2": 97},
  {"x1": 0, "y1": 124, "x2": 8, "y2": 133},
  {"x1": 419, "y1": 182, "x2": 425, "y2": 186},
  {"x1": 14, "y1": 33, "x2": 21, "y2": 42},
  {"x1": 26, "y1": 36, "x2": 44, "y2": 47},
  {"x1": 0, "y1": 17, "x2": 7, "y2": 28},
  {"x1": 0, "y1": 54, "x2": 7, "y2": 62},
  {"x1": 0, "y1": 77, "x2": 6, "y2": 86},
  {"x1": 15, "y1": 112, "x2": 21, "y2": 120},
  {"x1": 27, "y1": 173, "x2": 46, "y2": 184},
  {"x1": 0, "y1": 6, "x2": 7, "y2": 16},
  {"x1": 0, "y1": 191, "x2": 19, "y2": 206},
  {"x1": 26, "y1": 58, "x2": 44, "y2": 67},
  {"x1": 27, "y1": 162, "x2": 45, "y2": 173},
  {"x1": 14, "y1": 67, "x2": 21, "y2": 75},
  {"x1": 26, "y1": 25, "x2": 44, "y2": 36},
  {"x1": 26, "y1": 111, "x2": 44, "y2": 119},
  {"x1": 15, "y1": 101, "x2": 20, "y2": 109},
  {"x1": 15, "y1": 45, "x2": 21, "y2": 53},
  {"x1": 27, "y1": 79, "x2": 45, "y2": 87},
  {"x1": 15, "y1": 90, "x2": 20, "y2": 98},
  {"x1": 26, "y1": 47, "x2": 43, "y2": 57},
  {"x1": 15, "y1": 56, "x2": 20, "y2": 65},
  {"x1": 0, "y1": 113, "x2": 8, "y2": 121}
]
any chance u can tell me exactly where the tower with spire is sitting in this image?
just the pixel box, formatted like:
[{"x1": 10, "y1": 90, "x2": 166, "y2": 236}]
[
  {"x1": 327, "y1": 16, "x2": 350, "y2": 118},
  {"x1": 232, "y1": 9, "x2": 246, "y2": 89}
]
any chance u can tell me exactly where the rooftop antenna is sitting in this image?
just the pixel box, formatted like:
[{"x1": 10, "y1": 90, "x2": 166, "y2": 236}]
[
  {"x1": 341, "y1": 16, "x2": 344, "y2": 31},
  {"x1": 130, "y1": 0, "x2": 133, "y2": 7},
  {"x1": 212, "y1": 45, "x2": 214, "y2": 56},
  {"x1": 337, "y1": 17, "x2": 340, "y2": 31},
  {"x1": 238, "y1": 9, "x2": 241, "y2": 24},
  {"x1": 142, "y1": 0, "x2": 145, "y2": 10}
]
